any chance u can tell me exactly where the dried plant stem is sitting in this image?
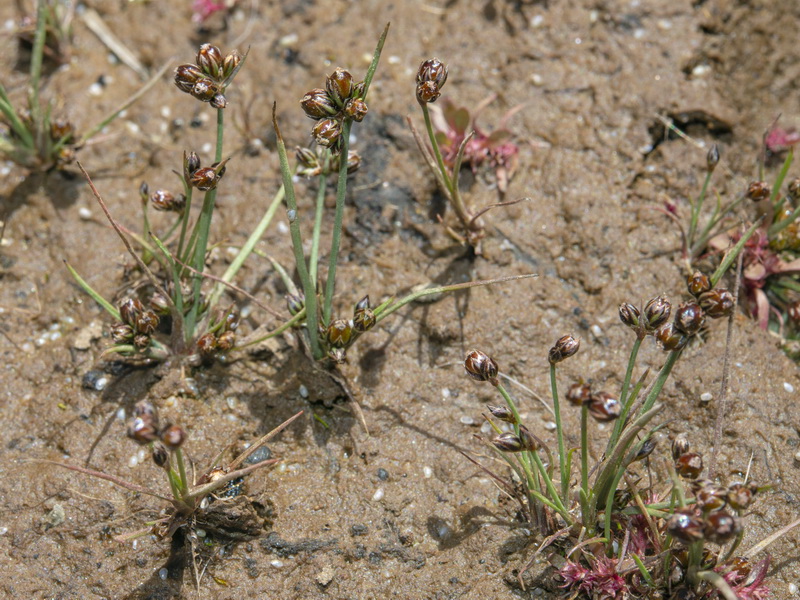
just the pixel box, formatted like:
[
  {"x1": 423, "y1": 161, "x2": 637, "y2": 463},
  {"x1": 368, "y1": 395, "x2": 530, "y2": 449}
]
[
  {"x1": 549, "y1": 364, "x2": 569, "y2": 502},
  {"x1": 322, "y1": 119, "x2": 352, "y2": 328},
  {"x1": 37, "y1": 460, "x2": 173, "y2": 503},
  {"x1": 709, "y1": 234, "x2": 744, "y2": 477}
]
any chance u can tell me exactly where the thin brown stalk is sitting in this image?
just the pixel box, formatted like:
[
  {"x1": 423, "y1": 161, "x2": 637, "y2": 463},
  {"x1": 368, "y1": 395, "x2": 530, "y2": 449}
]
[{"x1": 228, "y1": 410, "x2": 303, "y2": 470}]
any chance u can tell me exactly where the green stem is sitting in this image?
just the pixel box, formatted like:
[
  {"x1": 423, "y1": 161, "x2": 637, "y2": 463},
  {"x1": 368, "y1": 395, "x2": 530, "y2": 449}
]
[
  {"x1": 709, "y1": 218, "x2": 762, "y2": 287},
  {"x1": 550, "y1": 363, "x2": 569, "y2": 502},
  {"x1": 174, "y1": 448, "x2": 190, "y2": 495},
  {"x1": 421, "y1": 103, "x2": 454, "y2": 198},
  {"x1": 185, "y1": 109, "x2": 224, "y2": 340},
  {"x1": 606, "y1": 337, "x2": 642, "y2": 454},
  {"x1": 768, "y1": 203, "x2": 800, "y2": 238},
  {"x1": 322, "y1": 120, "x2": 352, "y2": 328},
  {"x1": 640, "y1": 350, "x2": 680, "y2": 414},
  {"x1": 29, "y1": 0, "x2": 47, "y2": 133},
  {"x1": 309, "y1": 173, "x2": 327, "y2": 289},
  {"x1": 688, "y1": 170, "x2": 712, "y2": 249},
  {"x1": 176, "y1": 187, "x2": 193, "y2": 266},
  {"x1": 580, "y1": 402, "x2": 589, "y2": 505}
]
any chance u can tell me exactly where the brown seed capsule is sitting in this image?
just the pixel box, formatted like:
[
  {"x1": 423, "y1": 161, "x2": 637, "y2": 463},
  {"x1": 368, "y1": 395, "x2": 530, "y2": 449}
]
[
  {"x1": 150, "y1": 189, "x2": 186, "y2": 212},
  {"x1": 328, "y1": 347, "x2": 347, "y2": 363},
  {"x1": 300, "y1": 89, "x2": 339, "y2": 119},
  {"x1": 566, "y1": 382, "x2": 592, "y2": 406},
  {"x1": 486, "y1": 405, "x2": 516, "y2": 423},
  {"x1": 726, "y1": 482, "x2": 757, "y2": 511},
  {"x1": 160, "y1": 424, "x2": 187, "y2": 448},
  {"x1": 353, "y1": 307, "x2": 376, "y2": 332},
  {"x1": 184, "y1": 151, "x2": 201, "y2": 180},
  {"x1": 674, "y1": 302, "x2": 706, "y2": 336},
  {"x1": 210, "y1": 93, "x2": 227, "y2": 110},
  {"x1": 119, "y1": 298, "x2": 145, "y2": 328},
  {"x1": 197, "y1": 43, "x2": 224, "y2": 78},
  {"x1": 703, "y1": 510, "x2": 739, "y2": 544},
  {"x1": 644, "y1": 296, "x2": 671, "y2": 331},
  {"x1": 355, "y1": 295, "x2": 370, "y2": 312},
  {"x1": 694, "y1": 481, "x2": 728, "y2": 512},
  {"x1": 133, "y1": 399, "x2": 159, "y2": 422},
  {"x1": 174, "y1": 64, "x2": 204, "y2": 93},
  {"x1": 197, "y1": 332, "x2": 218, "y2": 355},
  {"x1": 518, "y1": 425, "x2": 538, "y2": 451},
  {"x1": 675, "y1": 452, "x2": 704, "y2": 479},
  {"x1": 133, "y1": 334, "x2": 151, "y2": 350},
  {"x1": 672, "y1": 434, "x2": 690, "y2": 460},
  {"x1": 655, "y1": 323, "x2": 689, "y2": 352},
  {"x1": 223, "y1": 307, "x2": 239, "y2": 332},
  {"x1": 788, "y1": 300, "x2": 800, "y2": 324},
  {"x1": 746, "y1": 180, "x2": 770, "y2": 202},
  {"x1": 127, "y1": 416, "x2": 159, "y2": 445},
  {"x1": 346, "y1": 151, "x2": 362, "y2": 174},
  {"x1": 618, "y1": 302, "x2": 641, "y2": 329},
  {"x1": 492, "y1": 432, "x2": 525, "y2": 453},
  {"x1": 587, "y1": 391, "x2": 621, "y2": 422},
  {"x1": 613, "y1": 489, "x2": 633, "y2": 510},
  {"x1": 788, "y1": 177, "x2": 800, "y2": 201},
  {"x1": 139, "y1": 181, "x2": 149, "y2": 202},
  {"x1": 667, "y1": 511, "x2": 705, "y2": 544},
  {"x1": 416, "y1": 81, "x2": 442, "y2": 103},
  {"x1": 634, "y1": 437, "x2": 657, "y2": 461},
  {"x1": 149, "y1": 293, "x2": 170, "y2": 316},
  {"x1": 344, "y1": 98, "x2": 368, "y2": 122},
  {"x1": 417, "y1": 58, "x2": 448, "y2": 88},
  {"x1": 191, "y1": 78, "x2": 217, "y2": 102},
  {"x1": 217, "y1": 330, "x2": 235, "y2": 352},
  {"x1": 296, "y1": 147, "x2": 318, "y2": 169},
  {"x1": 312, "y1": 118, "x2": 343, "y2": 149},
  {"x1": 548, "y1": 335, "x2": 580, "y2": 365},
  {"x1": 707, "y1": 144, "x2": 720, "y2": 171},
  {"x1": 152, "y1": 442, "x2": 169, "y2": 467},
  {"x1": 698, "y1": 289, "x2": 735, "y2": 319},
  {"x1": 326, "y1": 68, "x2": 354, "y2": 107},
  {"x1": 222, "y1": 50, "x2": 241, "y2": 80},
  {"x1": 464, "y1": 350, "x2": 499, "y2": 384},
  {"x1": 50, "y1": 118, "x2": 74, "y2": 142},
  {"x1": 189, "y1": 167, "x2": 219, "y2": 191},
  {"x1": 726, "y1": 557, "x2": 751, "y2": 582},
  {"x1": 111, "y1": 323, "x2": 135, "y2": 343},
  {"x1": 687, "y1": 271, "x2": 711, "y2": 298},
  {"x1": 326, "y1": 319, "x2": 353, "y2": 348},
  {"x1": 135, "y1": 311, "x2": 160, "y2": 335}
]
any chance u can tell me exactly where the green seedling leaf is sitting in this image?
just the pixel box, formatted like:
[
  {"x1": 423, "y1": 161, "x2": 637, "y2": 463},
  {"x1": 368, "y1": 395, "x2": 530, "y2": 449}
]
[{"x1": 64, "y1": 261, "x2": 119, "y2": 320}]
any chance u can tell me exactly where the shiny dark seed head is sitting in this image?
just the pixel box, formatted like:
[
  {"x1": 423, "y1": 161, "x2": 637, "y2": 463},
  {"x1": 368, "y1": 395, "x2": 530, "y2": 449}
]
[
  {"x1": 687, "y1": 271, "x2": 711, "y2": 297},
  {"x1": 216, "y1": 330, "x2": 235, "y2": 352},
  {"x1": 127, "y1": 415, "x2": 159, "y2": 445},
  {"x1": 196, "y1": 43, "x2": 223, "y2": 78},
  {"x1": 197, "y1": 332, "x2": 218, "y2": 355},
  {"x1": 222, "y1": 50, "x2": 241, "y2": 80},
  {"x1": 119, "y1": 298, "x2": 145, "y2": 328},
  {"x1": 152, "y1": 442, "x2": 169, "y2": 467},
  {"x1": 618, "y1": 302, "x2": 641, "y2": 329},
  {"x1": 706, "y1": 144, "x2": 720, "y2": 171},
  {"x1": 671, "y1": 433, "x2": 690, "y2": 460},
  {"x1": 184, "y1": 151, "x2": 201, "y2": 179},
  {"x1": 344, "y1": 98, "x2": 368, "y2": 122},
  {"x1": 326, "y1": 68, "x2": 354, "y2": 107},
  {"x1": 326, "y1": 319, "x2": 353, "y2": 348},
  {"x1": 746, "y1": 180, "x2": 770, "y2": 202},
  {"x1": 464, "y1": 350, "x2": 499, "y2": 384},
  {"x1": 634, "y1": 437, "x2": 657, "y2": 461},
  {"x1": 675, "y1": 452, "x2": 704, "y2": 479},
  {"x1": 548, "y1": 335, "x2": 580, "y2": 365},
  {"x1": 210, "y1": 93, "x2": 227, "y2": 110},
  {"x1": 286, "y1": 293, "x2": 304, "y2": 316},
  {"x1": 644, "y1": 295, "x2": 671, "y2": 331},
  {"x1": 788, "y1": 177, "x2": 800, "y2": 201},
  {"x1": 189, "y1": 167, "x2": 218, "y2": 191},
  {"x1": 416, "y1": 81, "x2": 442, "y2": 103},
  {"x1": 674, "y1": 301, "x2": 706, "y2": 336},
  {"x1": 295, "y1": 146, "x2": 318, "y2": 169},
  {"x1": 174, "y1": 64, "x2": 204, "y2": 93},
  {"x1": 703, "y1": 511, "x2": 739, "y2": 544},
  {"x1": 486, "y1": 405, "x2": 516, "y2": 424},
  {"x1": 160, "y1": 424, "x2": 187, "y2": 448},
  {"x1": 566, "y1": 382, "x2": 592, "y2": 406},
  {"x1": 300, "y1": 88, "x2": 338, "y2": 119},
  {"x1": 667, "y1": 511, "x2": 705, "y2": 544},
  {"x1": 492, "y1": 432, "x2": 524, "y2": 453},
  {"x1": 135, "y1": 311, "x2": 160, "y2": 335},
  {"x1": 698, "y1": 289, "x2": 735, "y2": 319},
  {"x1": 111, "y1": 323, "x2": 135, "y2": 343},
  {"x1": 312, "y1": 117, "x2": 343, "y2": 149},
  {"x1": 150, "y1": 189, "x2": 185, "y2": 212},
  {"x1": 695, "y1": 481, "x2": 728, "y2": 512},
  {"x1": 190, "y1": 78, "x2": 217, "y2": 102},
  {"x1": 655, "y1": 322, "x2": 689, "y2": 352},
  {"x1": 726, "y1": 482, "x2": 756, "y2": 511},
  {"x1": 587, "y1": 391, "x2": 621, "y2": 422},
  {"x1": 133, "y1": 334, "x2": 151, "y2": 350},
  {"x1": 353, "y1": 307, "x2": 376, "y2": 333},
  {"x1": 417, "y1": 58, "x2": 448, "y2": 88},
  {"x1": 346, "y1": 151, "x2": 362, "y2": 174}
]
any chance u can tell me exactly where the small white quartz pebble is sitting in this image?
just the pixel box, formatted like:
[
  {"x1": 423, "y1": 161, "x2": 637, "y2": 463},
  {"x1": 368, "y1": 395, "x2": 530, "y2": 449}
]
[
  {"x1": 372, "y1": 488, "x2": 384, "y2": 501},
  {"x1": 784, "y1": 382, "x2": 795, "y2": 393}
]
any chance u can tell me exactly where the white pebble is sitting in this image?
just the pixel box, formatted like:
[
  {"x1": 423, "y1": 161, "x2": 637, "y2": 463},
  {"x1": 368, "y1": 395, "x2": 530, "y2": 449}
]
[
  {"x1": 459, "y1": 416, "x2": 475, "y2": 425},
  {"x1": 128, "y1": 454, "x2": 139, "y2": 468},
  {"x1": 78, "y1": 207, "x2": 92, "y2": 220},
  {"x1": 158, "y1": 568, "x2": 168, "y2": 580},
  {"x1": 137, "y1": 449, "x2": 146, "y2": 462},
  {"x1": 388, "y1": 55, "x2": 401, "y2": 65},
  {"x1": 480, "y1": 421, "x2": 492, "y2": 434},
  {"x1": 88, "y1": 82, "x2": 104, "y2": 96},
  {"x1": 126, "y1": 122, "x2": 140, "y2": 135},
  {"x1": 422, "y1": 466, "x2": 433, "y2": 479},
  {"x1": 279, "y1": 33, "x2": 298, "y2": 46},
  {"x1": 225, "y1": 414, "x2": 237, "y2": 422},
  {"x1": 700, "y1": 392, "x2": 713, "y2": 403},
  {"x1": 271, "y1": 560, "x2": 284, "y2": 567},
  {"x1": 160, "y1": 106, "x2": 171, "y2": 119},
  {"x1": 0, "y1": 527, "x2": 7, "y2": 535},
  {"x1": 544, "y1": 421, "x2": 557, "y2": 431},
  {"x1": 441, "y1": 388, "x2": 451, "y2": 399},
  {"x1": 788, "y1": 583, "x2": 797, "y2": 594},
  {"x1": 784, "y1": 382, "x2": 795, "y2": 393},
  {"x1": 277, "y1": 221, "x2": 289, "y2": 234},
  {"x1": 590, "y1": 324, "x2": 603, "y2": 339},
  {"x1": 201, "y1": 142, "x2": 213, "y2": 154},
  {"x1": 530, "y1": 14, "x2": 544, "y2": 27},
  {"x1": 795, "y1": 450, "x2": 800, "y2": 463},
  {"x1": 299, "y1": 385, "x2": 309, "y2": 399},
  {"x1": 372, "y1": 488, "x2": 384, "y2": 501},
  {"x1": 164, "y1": 395, "x2": 177, "y2": 408},
  {"x1": 692, "y1": 64, "x2": 711, "y2": 77},
  {"x1": 116, "y1": 407, "x2": 126, "y2": 421},
  {"x1": 226, "y1": 396, "x2": 237, "y2": 409},
  {"x1": 531, "y1": 73, "x2": 543, "y2": 86}
]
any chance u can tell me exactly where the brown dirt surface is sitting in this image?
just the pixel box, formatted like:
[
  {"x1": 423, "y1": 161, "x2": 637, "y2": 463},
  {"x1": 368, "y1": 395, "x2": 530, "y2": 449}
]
[{"x1": 2, "y1": 0, "x2": 800, "y2": 598}]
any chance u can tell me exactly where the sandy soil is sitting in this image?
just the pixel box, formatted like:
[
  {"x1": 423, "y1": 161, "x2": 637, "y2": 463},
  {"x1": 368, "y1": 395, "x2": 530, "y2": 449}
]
[{"x1": 1, "y1": 0, "x2": 800, "y2": 598}]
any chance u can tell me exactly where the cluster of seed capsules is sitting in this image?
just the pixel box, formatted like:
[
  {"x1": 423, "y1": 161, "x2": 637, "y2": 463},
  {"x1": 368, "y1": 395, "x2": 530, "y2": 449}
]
[
  {"x1": 139, "y1": 181, "x2": 186, "y2": 213},
  {"x1": 300, "y1": 68, "x2": 369, "y2": 152},
  {"x1": 126, "y1": 400, "x2": 187, "y2": 467},
  {"x1": 619, "y1": 272, "x2": 735, "y2": 351},
  {"x1": 415, "y1": 58, "x2": 448, "y2": 104},
  {"x1": 111, "y1": 297, "x2": 163, "y2": 352},
  {"x1": 317, "y1": 295, "x2": 376, "y2": 363},
  {"x1": 193, "y1": 305, "x2": 239, "y2": 364},
  {"x1": 295, "y1": 145, "x2": 361, "y2": 178},
  {"x1": 174, "y1": 43, "x2": 241, "y2": 110},
  {"x1": 183, "y1": 150, "x2": 228, "y2": 192},
  {"x1": 667, "y1": 434, "x2": 758, "y2": 548}
]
